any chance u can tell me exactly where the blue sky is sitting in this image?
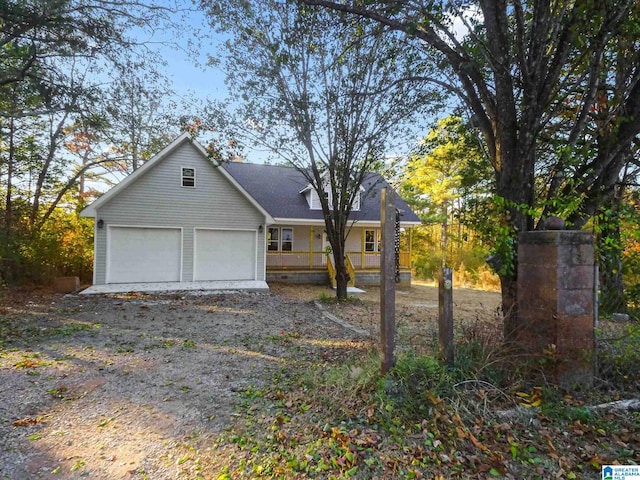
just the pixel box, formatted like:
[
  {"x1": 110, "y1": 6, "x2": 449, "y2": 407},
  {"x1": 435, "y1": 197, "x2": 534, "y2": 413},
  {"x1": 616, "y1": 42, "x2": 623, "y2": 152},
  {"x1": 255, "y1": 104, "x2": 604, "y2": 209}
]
[
  {"x1": 135, "y1": 5, "x2": 230, "y2": 107},
  {"x1": 134, "y1": 4, "x2": 451, "y2": 165}
]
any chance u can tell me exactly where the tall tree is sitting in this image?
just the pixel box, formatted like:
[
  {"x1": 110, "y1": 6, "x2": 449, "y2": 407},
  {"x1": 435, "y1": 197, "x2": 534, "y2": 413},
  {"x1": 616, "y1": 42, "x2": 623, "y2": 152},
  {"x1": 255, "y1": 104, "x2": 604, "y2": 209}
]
[
  {"x1": 0, "y1": 0, "x2": 177, "y2": 112},
  {"x1": 0, "y1": 0, "x2": 188, "y2": 282},
  {"x1": 402, "y1": 115, "x2": 490, "y2": 264},
  {"x1": 201, "y1": 0, "x2": 439, "y2": 299},
  {"x1": 303, "y1": 0, "x2": 640, "y2": 332},
  {"x1": 593, "y1": 154, "x2": 640, "y2": 315},
  {"x1": 1, "y1": 0, "x2": 182, "y2": 221},
  {"x1": 100, "y1": 58, "x2": 177, "y2": 174}
]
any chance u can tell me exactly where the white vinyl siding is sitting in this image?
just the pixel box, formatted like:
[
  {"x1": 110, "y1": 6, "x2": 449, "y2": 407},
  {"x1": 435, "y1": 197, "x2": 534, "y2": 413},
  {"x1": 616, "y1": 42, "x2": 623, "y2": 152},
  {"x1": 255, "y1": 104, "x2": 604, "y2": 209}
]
[
  {"x1": 308, "y1": 190, "x2": 321, "y2": 210},
  {"x1": 93, "y1": 141, "x2": 266, "y2": 284},
  {"x1": 352, "y1": 191, "x2": 360, "y2": 211},
  {"x1": 345, "y1": 229, "x2": 364, "y2": 251}
]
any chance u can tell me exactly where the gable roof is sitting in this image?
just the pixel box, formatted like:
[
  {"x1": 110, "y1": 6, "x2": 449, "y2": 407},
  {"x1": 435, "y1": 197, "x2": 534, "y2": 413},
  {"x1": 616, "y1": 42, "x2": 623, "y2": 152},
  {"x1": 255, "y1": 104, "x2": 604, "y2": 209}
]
[
  {"x1": 80, "y1": 133, "x2": 420, "y2": 226},
  {"x1": 222, "y1": 162, "x2": 421, "y2": 225},
  {"x1": 80, "y1": 133, "x2": 274, "y2": 223}
]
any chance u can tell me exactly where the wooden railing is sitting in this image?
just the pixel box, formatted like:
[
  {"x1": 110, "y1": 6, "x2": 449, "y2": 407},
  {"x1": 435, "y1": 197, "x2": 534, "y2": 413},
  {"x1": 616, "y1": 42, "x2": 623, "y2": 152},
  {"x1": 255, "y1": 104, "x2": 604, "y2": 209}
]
[
  {"x1": 346, "y1": 251, "x2": 411, "y2": 269},
  {"x1": 266, "y1": 250, "x2": 411, "y2": 270},
  {"x1": 266, "y1": 251, "x2": 327, "y2": 269},
  {"x1": 326, "y1": 255, "x2": 337, "y2": 288},
  {"x1": 345, "y1": 255, "x2": 356, "y2": 287},
  {"x1": 325, "y1": 255, "x2": 356, "y2": 287}
]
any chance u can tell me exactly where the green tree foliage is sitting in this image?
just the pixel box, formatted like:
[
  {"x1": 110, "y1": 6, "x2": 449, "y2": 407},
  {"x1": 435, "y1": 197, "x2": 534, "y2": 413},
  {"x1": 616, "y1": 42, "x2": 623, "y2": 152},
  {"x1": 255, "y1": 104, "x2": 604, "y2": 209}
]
[
  {"x1": 0, "y1": 0, "x2": 186, "y2": 284},
  {"x1": 401, "y1": 115, "x2": 495, "y2": 282},
  {"x1": 201, "y1": 0, "x2": 440, "y2": 299},
  {"x1": 303, "y1": 0, "x2": 640, "y2": 331},
  {"x1": 591, "y1": 158, "x2": 640, "y2": 316},
  {"x1": 402, "y1": 116, "x2": 490, "y2": 222},
  {"x1": 17, "y1": 197, "x2": 94, "y2": 283},
  {"x1": 620, "y1": 188, "x2": 640, "y2": 312},
  {"x1": 99, "y1": 58, "x2": 178, "y2": 175}
]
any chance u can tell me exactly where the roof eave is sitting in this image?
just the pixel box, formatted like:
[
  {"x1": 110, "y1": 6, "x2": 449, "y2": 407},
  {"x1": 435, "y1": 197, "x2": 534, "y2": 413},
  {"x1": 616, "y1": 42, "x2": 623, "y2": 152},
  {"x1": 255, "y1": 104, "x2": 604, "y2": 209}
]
[
  {"x1": 270, "y1": 217, "x2": 421, "y2": 228},
  {"x1": 80, "y1": 132, "x2": 192, "y2": 217},
  {"x1": 80, "y1": 133, "x2": 276, "y2": 224}
]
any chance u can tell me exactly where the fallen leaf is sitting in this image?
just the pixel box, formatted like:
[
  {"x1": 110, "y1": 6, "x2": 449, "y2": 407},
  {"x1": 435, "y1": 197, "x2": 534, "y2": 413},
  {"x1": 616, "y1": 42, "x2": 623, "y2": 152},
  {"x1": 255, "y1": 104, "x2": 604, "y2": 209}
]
[{"x1": 13, "y1": 417, "x2": 40, "y2": 427}]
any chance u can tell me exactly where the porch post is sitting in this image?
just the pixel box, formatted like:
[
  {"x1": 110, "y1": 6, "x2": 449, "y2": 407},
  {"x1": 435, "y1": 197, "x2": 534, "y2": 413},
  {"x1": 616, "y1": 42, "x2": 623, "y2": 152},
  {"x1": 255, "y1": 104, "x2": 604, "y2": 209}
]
[
  {"x1": 361, "y1": 227, "x2": 365, "y2": 269},
  {"x1": 309, "y1": 226, "x2": 314, "y2": 268},
  {"x1": 409, "y1": 228, "x2": 413, "y2": 269}
]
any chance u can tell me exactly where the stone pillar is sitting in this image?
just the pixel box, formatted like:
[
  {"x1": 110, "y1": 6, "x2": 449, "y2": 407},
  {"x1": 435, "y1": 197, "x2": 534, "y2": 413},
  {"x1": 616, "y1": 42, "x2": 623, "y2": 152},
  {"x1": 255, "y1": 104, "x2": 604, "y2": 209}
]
[{"x1": 517, "y1": 228, "x2": 595, "y2": 386}]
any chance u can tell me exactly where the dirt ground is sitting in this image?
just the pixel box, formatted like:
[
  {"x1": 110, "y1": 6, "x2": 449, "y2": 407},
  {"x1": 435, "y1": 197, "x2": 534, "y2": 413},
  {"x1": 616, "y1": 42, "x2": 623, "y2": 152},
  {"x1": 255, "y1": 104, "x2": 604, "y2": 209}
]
[
  {"x1": 0, "y1": 284, "x2": 500, "y2": 479},
  {"x1": 272, "y1": 282, "x2": 503, "y2": 353}
]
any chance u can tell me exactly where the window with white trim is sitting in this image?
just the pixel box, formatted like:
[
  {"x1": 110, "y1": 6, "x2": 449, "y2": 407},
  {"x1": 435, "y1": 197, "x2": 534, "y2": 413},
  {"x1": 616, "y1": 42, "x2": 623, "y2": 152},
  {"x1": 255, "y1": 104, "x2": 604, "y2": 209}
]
[
  {"x1": 306, "y1": 186, "x2": 360, "y2": 211},
  {"x1": 182, "y1": 167, "x2": 195, "y2": 187},
  {"x1": 267, "y1": 227, "x2": 279, "y2": 251},
  {"x1": 281, "y1": 227, "x2": 293, "y2": 251},
  {"x1": 267, "y1": 227, "x2": 294, "y2": 251},
  {"x1": 365, "y1": 229, "x2": 380, "y2": 252}
]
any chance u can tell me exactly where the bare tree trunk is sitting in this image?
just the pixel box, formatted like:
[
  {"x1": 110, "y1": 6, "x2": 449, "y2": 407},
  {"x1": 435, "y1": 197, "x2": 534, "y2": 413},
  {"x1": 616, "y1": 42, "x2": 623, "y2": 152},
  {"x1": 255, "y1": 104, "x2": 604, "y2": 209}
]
[
  {"x1": 4, "y1": 117, "x2": 15, "y2": 235},
  {"x1": 327, "y1": 221, "x2": 349, "y2": 300},
  {"x1": 334, "y1": 253, "x2": 349, "y2": 300},
  {"x1": 30, "y1": 112, "x2": 69, "y2": 230},
  {"x1": 79, "y1": 147, "x2": 91, "y2": 195}
]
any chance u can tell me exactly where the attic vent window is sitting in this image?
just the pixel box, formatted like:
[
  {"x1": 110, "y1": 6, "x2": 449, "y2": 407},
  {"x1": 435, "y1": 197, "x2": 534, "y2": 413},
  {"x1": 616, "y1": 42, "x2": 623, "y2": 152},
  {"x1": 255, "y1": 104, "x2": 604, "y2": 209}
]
[{"x1": 182, "y1": 167, "x2": 195, "y2": 187}]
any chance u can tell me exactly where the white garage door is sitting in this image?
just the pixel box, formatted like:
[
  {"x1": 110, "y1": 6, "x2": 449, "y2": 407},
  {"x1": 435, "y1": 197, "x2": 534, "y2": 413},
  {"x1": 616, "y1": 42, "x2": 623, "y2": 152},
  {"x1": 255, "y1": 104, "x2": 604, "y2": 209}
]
[
  {"x1": 194, "y1": 229, "x2": 256, "y2": 281},
  {"x1": 107, "y1": 227, "x2": 182, "y2": 283}
]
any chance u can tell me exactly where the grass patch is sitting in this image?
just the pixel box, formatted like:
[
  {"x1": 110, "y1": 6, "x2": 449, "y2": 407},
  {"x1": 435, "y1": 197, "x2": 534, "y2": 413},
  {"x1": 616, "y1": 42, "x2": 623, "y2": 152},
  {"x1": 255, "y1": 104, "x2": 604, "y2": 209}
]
[
  {"x1": 0, "y1": 317, "x2": 99, "y2": 348},
  {"x1": 47, "y1": 322, "x2": 99, "y2": 336},
  {"x1": 207, "y1": 331, "x2": 640, "y2": 480}
]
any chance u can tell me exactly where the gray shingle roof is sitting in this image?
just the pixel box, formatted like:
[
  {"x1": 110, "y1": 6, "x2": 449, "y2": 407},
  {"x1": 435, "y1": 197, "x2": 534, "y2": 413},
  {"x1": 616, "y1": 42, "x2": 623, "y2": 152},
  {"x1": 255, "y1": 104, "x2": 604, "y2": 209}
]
[{"x1": 222, "y1": 162, "x2": 421, "y2": 223}]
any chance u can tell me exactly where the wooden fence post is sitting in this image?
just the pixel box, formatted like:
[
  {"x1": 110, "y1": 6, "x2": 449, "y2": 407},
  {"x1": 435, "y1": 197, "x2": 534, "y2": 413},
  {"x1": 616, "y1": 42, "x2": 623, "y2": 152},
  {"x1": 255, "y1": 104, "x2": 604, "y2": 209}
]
[
  {"x1": 380, "y1": 188, "x2": 396, "y2": 373},
  {"x1": 439, "y1": 267, "x2": 454, "y2": 366}
]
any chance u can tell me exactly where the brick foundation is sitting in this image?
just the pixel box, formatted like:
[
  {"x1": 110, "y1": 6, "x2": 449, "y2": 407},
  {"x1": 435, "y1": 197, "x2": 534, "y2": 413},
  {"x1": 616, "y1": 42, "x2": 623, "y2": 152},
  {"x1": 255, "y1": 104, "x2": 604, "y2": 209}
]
[
  {"x1": 267, "y1": 271, "x2": 329, "y2": 285},
  {"x1": 266, "y1": 270, "x2": 412, "y2": 287}
]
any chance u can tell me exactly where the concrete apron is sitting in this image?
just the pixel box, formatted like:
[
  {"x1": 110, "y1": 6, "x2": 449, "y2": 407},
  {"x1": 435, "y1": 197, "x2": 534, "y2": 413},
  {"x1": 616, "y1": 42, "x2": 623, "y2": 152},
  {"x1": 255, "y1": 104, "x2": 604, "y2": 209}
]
[
  {"x1": 332, "y1": 286, "x2": 367, "y2": 294},
  {"x1": 80, "y1": 280, "x2": 270, "y2": 295}
]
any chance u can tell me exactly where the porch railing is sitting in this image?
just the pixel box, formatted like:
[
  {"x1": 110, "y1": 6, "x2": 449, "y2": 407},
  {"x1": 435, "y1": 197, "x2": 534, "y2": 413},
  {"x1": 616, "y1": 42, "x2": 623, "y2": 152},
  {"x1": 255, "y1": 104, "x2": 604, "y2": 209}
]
[
  {"x1": 266, "y1": 251, "x2": 327, "y2": 269},
  {"x1": 326, "y1": 255, "x2": 337, "y2": 287},
  {"x1": 345, "y1": 251, "x2": 411, "y2": 269},
  {"x1": 266, "y1": 250, "x2": 410, "y2": 270},
  {"x1": 345, "y1": 255, "x2": 356, "y2": 287}
]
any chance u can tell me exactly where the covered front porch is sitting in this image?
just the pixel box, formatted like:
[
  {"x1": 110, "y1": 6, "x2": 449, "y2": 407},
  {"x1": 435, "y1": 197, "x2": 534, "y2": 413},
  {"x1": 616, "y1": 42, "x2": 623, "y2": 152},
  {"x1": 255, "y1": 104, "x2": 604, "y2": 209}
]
[{"x1": 265, "y1": 224, "x2": 413, "y2": 286}]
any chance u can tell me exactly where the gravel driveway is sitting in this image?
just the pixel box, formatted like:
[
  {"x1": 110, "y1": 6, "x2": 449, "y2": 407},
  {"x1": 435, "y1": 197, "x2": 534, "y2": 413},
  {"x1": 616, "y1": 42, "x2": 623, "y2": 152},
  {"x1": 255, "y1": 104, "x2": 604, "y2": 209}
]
[{"x1": 0, "y1": 290, "x2": 363, "y2": 479}]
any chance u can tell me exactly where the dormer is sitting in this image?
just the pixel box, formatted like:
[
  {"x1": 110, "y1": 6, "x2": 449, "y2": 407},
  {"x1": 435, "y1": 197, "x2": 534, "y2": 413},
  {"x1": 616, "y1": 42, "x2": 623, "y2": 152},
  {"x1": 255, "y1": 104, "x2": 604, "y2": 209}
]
[{"x1": 299, "y1": 182, "x2": 364, "y2": 211}]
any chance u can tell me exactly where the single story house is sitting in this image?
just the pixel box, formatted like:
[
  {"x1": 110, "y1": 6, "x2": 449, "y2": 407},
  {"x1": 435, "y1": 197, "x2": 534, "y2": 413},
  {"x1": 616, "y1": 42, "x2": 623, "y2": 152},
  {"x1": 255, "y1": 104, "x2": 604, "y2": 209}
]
[{"x1": 81, "y1": 133, "x2": 421, "y2": 288}]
